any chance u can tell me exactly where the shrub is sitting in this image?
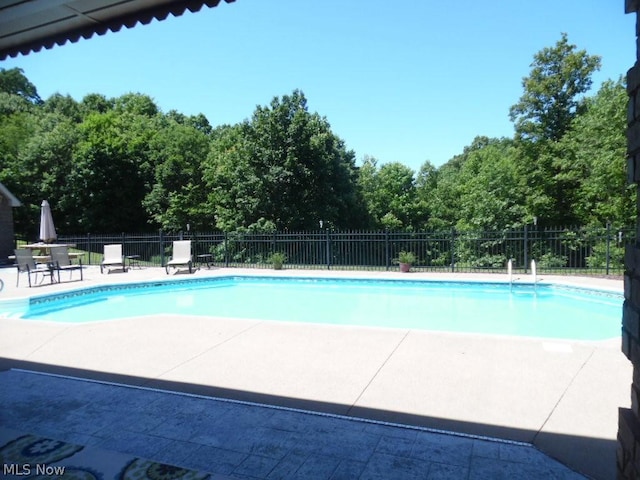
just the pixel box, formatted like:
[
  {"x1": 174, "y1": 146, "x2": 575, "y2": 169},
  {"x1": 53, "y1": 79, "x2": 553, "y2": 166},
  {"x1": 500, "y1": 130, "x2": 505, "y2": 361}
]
[
  {"x1": 397, "y1": 251, "x2": 416, "y2": 264},
  {"x1": 268, "y1": 252, "x2": 287, "y2": 270},
  {"x1": 538, "y1": 252, "x2": 567, "y2": 269},
  {"x1": 586, "y1": 242, "x2": 624, "y2": 270}
]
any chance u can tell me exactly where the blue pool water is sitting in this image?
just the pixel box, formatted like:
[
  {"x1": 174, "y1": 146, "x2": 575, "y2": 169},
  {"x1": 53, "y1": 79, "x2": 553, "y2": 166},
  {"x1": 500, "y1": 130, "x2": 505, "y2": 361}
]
[{"x1": 1, "y1": 276, "x2": 622, "y2": 341}]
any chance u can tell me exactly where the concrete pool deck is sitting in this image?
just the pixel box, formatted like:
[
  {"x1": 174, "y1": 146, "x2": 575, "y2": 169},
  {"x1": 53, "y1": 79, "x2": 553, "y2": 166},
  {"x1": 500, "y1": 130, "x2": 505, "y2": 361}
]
[{"x1": 0, "y1": 266, "x2": 630, "y2": 479}]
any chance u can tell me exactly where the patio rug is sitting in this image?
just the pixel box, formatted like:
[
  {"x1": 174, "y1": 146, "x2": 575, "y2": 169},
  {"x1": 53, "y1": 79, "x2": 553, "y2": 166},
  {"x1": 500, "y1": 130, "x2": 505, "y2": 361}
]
[{"x1": 0, "y1": 429, "x2": 213, "y2": 480}]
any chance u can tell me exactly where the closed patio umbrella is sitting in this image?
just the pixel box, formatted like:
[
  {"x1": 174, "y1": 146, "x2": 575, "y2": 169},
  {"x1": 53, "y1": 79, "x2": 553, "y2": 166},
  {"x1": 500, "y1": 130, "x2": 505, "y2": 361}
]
[{"x1": 39, "y1": 200, "x2": 57, "y2": 243}]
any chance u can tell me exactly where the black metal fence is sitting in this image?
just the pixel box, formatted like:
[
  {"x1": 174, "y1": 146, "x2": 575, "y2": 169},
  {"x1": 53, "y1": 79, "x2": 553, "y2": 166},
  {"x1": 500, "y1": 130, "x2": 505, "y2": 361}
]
[{"x1": 49, "y1": 225, "x2": 634, "y2": 275}]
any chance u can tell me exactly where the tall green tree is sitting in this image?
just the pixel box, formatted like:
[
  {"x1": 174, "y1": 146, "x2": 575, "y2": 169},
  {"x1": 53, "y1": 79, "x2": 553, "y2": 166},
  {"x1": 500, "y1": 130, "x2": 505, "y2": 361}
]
[
  {"x1": 143, "y1": 117, "x2": 212, "y2": 231},
  {"x1": 205, "y1": 123, "x2": 263, "y2": 231},
  {"x1": 509, "y1": 33, "x2": 601, "y2": 143},
  {"x1": 0, "y1": 110, "x2": 79, "y2": 237},
  {"x1": 414, "y1": 160, "x2": 438, "y2": 230},
  {"x1": 66, "y1": 109, "x2": 154, "y2": 232},
  {"x1": 114, "y1": 92, "x2": 158, "y2": 117},
  {"x1": 357, "y1": 157, "x2": 418, "y2": 229},
  {"x1": 426, "y1": 136, "x2": 498, "y2": 229},
  {"x1": 42, "y1": 93, "x2": 82, "y2": 123},
  {"x1": 0, "y1": 69, "x2": 42, "y2": 187},
  {"x1": 454, "y1": 139, "x2": 527, "y2": 231},
  {"x1": 205, "y1": 90, "x2": 364, "y2": 230},
  {"x1": 0, "y1": 67, "x2": 42, "y2": 104},
  {"x1": 509, "y1": 33, "x2": 601, "y2": 226},
  {"x1": 0, "y1": 98, "x2": 37, "y2": 180},
  {"x1": 81, "y1": 93, "x2": 114, "y2": 115},
  {"x1": 15, "y1": 117, "x2": 81, "y2": 236},
  {"x1": 166, "y1": 110, "x2": 213, "y2": 135},
  {"x1": 555, "y1": 78, "x2": 634, "y2": 228}
]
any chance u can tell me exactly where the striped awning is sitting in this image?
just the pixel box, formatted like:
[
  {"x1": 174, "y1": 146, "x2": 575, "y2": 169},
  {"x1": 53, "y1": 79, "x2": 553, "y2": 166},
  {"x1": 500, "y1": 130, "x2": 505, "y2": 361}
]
[{"x1": 0, "y1": 0, "x2": 236, "y2": 60}]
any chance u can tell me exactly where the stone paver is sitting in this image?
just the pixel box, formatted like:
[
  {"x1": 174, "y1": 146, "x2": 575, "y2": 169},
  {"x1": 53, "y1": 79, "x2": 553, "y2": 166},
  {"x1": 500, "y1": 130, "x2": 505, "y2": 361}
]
[{"x1": 0, "y1": 369, "x2": 586, "y2": 479}]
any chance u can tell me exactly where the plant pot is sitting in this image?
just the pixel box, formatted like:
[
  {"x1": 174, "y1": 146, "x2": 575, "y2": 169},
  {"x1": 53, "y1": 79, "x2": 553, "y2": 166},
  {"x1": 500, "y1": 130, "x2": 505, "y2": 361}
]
[
  {"x1": 273, "y1": 262, "x2": 283, "y2": 270},
  {"x1": 399, "y1": 263, "x2": 411, "y2": 273}
]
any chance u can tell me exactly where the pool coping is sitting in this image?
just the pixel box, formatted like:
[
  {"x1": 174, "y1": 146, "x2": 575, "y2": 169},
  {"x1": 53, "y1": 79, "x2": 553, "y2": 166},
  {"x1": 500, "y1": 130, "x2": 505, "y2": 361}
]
[
  {"x1": 0, "y1": 266, "x2": 625, "y2": 297},
  {"x1": 1, "y1": 272, "x2": 623, "y2": 344},
  {"x1": 0, "y1": 269, "x2": 624, "y2": 304}
]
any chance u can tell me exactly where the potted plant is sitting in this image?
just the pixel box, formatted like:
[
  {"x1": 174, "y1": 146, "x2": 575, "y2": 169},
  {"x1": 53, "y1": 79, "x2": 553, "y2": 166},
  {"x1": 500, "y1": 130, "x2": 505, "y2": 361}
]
[
  {"x1": 397, "y1": 251, "x2": 416, "y2": 273},
  {"x1": 269, "y1": 252, "x2": 286, "y2": 270}
]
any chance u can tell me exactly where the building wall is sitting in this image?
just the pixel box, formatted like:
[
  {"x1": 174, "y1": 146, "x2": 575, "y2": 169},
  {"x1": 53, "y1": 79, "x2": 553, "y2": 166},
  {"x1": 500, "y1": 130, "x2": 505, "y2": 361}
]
[
  {"x1": 620, "y1": 2, "x2": 640, "y2": 478},
  {"x1": 0, "y1": 192, "x2": 16, "y2": 262}
]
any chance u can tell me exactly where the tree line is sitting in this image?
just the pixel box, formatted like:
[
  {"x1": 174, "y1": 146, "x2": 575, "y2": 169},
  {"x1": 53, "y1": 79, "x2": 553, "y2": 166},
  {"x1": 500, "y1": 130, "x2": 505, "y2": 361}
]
[{"x1": 0, "y1": 33, "x2": 634, "y2": 239}]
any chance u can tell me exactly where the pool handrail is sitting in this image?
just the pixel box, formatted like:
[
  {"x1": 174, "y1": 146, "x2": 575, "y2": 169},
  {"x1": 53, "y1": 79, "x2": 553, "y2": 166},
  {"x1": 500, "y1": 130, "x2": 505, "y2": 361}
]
[{"x1": 531, "y1": 259, "x2": 537, "y2": 292}]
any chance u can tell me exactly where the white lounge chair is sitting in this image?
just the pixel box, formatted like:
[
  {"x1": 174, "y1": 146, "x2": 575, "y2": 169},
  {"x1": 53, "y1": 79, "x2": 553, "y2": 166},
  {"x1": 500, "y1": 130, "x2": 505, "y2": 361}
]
[
  {"x1": 101, "y1": 244, "x2": 126, "y2": 274},
  {"x1": 14, "y1": 248, "x2": 54, "y2": 287},
  {"x1": 165, "y1": 240, "x2": 193, "y2": 274},
  {"x1": 50, "y1": 246, "x2": 83, "y2": 283}
]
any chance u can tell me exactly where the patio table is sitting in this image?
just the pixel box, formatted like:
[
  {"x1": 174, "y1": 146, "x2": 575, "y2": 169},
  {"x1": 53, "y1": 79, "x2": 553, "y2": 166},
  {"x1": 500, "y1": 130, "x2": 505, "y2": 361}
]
[
  {"x1": 22, "y1": 242, "x2": 77, "y2": 254},
  {"x1": 10, "y1": 250, "x2": 84, "y2": 265}
]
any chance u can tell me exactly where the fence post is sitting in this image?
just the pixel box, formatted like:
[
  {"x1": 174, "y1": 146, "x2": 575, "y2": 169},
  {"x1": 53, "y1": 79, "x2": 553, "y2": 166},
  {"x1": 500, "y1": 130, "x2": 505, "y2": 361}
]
[
  {"x1": 606, "y1": 222, "x2": 611, "y2": 276},
  {"x1": 524, "y1": 224, "x2": 528, "y2": 274},
  {"x1": 87, "y1": 233, "x2": 91, "y2": 265},
  {"x1": 450, "y1": 228, "x2": 456, "y2": 273},
  {"x1": 325, "y1": 229, "x2": 331, "y2": 270},
  {"x1": 385, "y1": 230, "x2": 390, "y2": 271},
  {"x1": 159, "y1": 229, "x2": 164, "y2": 267},
  {"x1": 224, "y1": 232, "x2": 229, "y2": 267}
]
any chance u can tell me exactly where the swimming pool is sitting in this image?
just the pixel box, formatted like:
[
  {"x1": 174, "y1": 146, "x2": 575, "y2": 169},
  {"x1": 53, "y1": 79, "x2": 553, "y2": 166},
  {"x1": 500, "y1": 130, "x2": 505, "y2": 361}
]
[{"x1": 1, "y1": 276, "x2": 622, "y2": 341}]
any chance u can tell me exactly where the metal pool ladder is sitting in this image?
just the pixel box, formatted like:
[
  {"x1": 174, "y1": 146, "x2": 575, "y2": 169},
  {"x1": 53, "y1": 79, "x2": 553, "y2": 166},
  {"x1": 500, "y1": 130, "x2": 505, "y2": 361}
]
[
  {"x1": 508, "y1": 258, "x2": 513, "y2": 291},
  {"x1": 508, "y1": 259, "x2": 538, "y2": 293},
  {"x1": 531, "y1": 259, "x2": 538, "y2": 292}
]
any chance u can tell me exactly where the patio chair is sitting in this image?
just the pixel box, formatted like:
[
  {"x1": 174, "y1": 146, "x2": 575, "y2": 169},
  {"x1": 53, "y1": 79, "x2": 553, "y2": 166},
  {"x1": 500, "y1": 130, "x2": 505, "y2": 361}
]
[
  {"x1": 101, "y1": 244, "x2": 126, "y2": 274},
  {"x1": 165, "y1": 240, "x2": 193, "y2": 274},
  {"x1": 50, "y1": 246, "x2": 83, "y2": 283},
  {"x1": 14, "y1": 248, "x2": 54, "y2": 287}
]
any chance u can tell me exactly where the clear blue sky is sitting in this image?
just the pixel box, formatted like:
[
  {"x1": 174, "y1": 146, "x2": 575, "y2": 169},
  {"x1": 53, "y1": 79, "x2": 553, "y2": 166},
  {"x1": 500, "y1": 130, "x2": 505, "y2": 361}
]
[{"x1": 1, "y1": 0, "x2": 635, "y2": 170}]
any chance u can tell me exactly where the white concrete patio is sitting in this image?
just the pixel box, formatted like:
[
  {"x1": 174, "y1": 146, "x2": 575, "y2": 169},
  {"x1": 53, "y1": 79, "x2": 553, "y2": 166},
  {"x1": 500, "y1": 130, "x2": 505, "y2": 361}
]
[{"x1": 0, "y1": 265, "x2": 630, "y2": 479}]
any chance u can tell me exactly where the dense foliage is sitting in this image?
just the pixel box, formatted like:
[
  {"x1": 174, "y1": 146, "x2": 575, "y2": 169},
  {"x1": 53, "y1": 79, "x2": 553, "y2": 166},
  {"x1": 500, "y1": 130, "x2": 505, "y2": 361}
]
[{"x1": 0, "y1": 34, "x2": 633, "y2": 239}]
